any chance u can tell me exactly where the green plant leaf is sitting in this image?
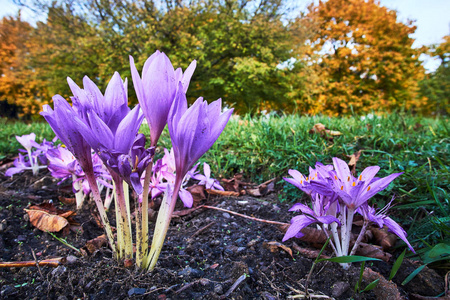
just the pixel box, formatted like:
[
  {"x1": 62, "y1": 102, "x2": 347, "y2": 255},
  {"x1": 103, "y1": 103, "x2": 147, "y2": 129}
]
[
  {"x1": 401, "y1": 265, "x2": 426, "y2": 285},
  {"x1": 361, "y1": 279, "x2": 379, "y2": 293},
  {"x1": 317, "y1": 256, "x2": 381, "y2": 264},
  {"x1": 389, "y1": 249, "x2": 406, "y2": 280}
]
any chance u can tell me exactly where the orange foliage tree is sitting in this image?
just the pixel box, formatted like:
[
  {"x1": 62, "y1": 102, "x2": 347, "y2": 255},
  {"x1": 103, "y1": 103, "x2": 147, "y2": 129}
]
[
  {"x1": 295, "y1": 0, "x2": 427, "y2": 115},
  {"x1": 0, "y1": 15, "x2": 50, "y2": 117}
]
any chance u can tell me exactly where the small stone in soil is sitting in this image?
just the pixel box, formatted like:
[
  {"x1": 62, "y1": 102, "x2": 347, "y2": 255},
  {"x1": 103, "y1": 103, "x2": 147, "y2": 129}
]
[
  {"x1": 214, "y1": 284, "x2": 224, "y2": 294},
  {"x1": 128, "y1": 287, "x2": 146, "y2": 296},
  {"x1": 222, "y1": 212, "x2": 231, "y2": 218},
  {"x1": 1, "y1": 285, "x2": 16, "y2": 297},
  {"x1": 331, "y1": 281, "x2": 350, "y2": 298},
  {"x1": 178, "y1": 266, "x2": 204, "y2": 278},
  {"x1": 51, "y1": 266, "x2": 66, "y2": 277}
]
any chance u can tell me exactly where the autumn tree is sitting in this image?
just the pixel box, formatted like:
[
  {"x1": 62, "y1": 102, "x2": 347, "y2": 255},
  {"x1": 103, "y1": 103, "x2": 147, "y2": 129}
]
[
  {"x1": 298, "y1": 0, "x2": 426, "y2": 115},
  {"x1": 0, "y1": 15, "x2": 49, "y2": 118}
]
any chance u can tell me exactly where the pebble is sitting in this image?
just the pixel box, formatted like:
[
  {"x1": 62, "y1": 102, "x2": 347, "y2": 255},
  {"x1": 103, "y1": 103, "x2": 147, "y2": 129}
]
[
  {"x1": 222, "y1": 212, "x2": 231, "y2": 218},
  {"x1": 331, "y1": 281, "x2": 350, "y2": 298},
  {"x1": 178, "y1": 266, "x2": 204, "y2": 278},
  {"x1": 0, "y1": 220, "x2": 7, "y2": 232},
  {"x1": 0, "y1": 285, "x2": 15, "y2": 297},
  {"x1": 209, "y1": 240, "x2": 220, "y2": 246},
  {"x1": 214, "y1": 284, "x2": 224, "y2": 294},
  {"x1": 236, "y1": 247, "x2": 246, "y2": 254},
  {"x1": 51, "y1": 266, "x2": 66, "y2": 277},
  {"x1": 128, "y1": 288, "x2": 146, "y2": 296},
  {"x1": 66, "y1": 255, "x2": 78, "y2": 264}
]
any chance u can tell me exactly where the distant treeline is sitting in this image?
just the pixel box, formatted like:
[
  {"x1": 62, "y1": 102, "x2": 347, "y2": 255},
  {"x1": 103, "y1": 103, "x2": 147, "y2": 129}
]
[{"x1": 0, "y1": 0, "x2": 448, "y2": 118}]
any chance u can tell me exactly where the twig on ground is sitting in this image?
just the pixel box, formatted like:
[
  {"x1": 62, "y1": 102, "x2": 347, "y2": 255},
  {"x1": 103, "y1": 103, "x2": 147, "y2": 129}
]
[
  {"x1": 220, "y1": 274, "x2": 247, "y2": 299},
  {"x1": 0, "y1": 257, "x2": 65, "y2": 268},
  {"x1": 202, "y1": 205, "x2": 288, "y2": 226},
  {"x1": 30, "y1": 248, "x2": 44, "y2": 278},
  {"x1": 188, "y1": 222, "x2": 215, "y2": 240}
]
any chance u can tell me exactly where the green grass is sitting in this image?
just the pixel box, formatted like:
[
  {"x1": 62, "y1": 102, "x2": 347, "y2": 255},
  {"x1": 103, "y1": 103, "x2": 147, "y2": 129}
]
[
  {"x1": 2, "y1": 113, "x2": 449, "y2": 249},
  {"x1": 0, "y1": 118, "x2": 56, "y2": 160}
]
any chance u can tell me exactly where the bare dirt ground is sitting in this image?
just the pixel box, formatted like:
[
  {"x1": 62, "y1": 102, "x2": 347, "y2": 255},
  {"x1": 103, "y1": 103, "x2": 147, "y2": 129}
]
[{"x1": 0, "y1": 169, "x2": 446, "y2": 299}]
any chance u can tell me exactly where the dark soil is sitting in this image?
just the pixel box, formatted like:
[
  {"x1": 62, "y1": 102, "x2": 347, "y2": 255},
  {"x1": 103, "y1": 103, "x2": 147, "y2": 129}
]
[{"x1": 0, "y1": 170, "x2": 446, "y2": 299}]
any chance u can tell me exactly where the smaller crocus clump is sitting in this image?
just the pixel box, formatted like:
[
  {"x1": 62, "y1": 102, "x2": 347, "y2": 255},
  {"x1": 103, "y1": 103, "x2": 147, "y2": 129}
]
[
  {"x1": 46, "y1": 147, "x2": 112, "y2": 209},
  {"x1": 5, "y1": 134, "x2": 55, "y2": 177},
  {"x1": 283, "y1": 157, "x2": 414, "y2": 269}
]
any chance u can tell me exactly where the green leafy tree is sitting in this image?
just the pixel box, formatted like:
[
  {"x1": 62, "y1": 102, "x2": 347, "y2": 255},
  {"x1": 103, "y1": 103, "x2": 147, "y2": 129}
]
[{"x1": 419, "y1": 36, "x2": 450, "y2": 115}]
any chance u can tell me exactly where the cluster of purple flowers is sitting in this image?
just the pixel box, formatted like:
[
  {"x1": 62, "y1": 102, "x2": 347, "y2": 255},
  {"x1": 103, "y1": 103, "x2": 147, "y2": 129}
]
[
  {"x1": 6, "y1": 133, "x2": 113, "y2": 209},
  {"x1": 143, "y1": 148, "x2": 224, "y2": 207},
  {"x1": 6, "y1": 133, "x2": 55, "y2": 177},
  {"x1": 283, "y1": 157, "x2": 414, "y2": 268},
  {"x1": 36, "y1": 50, "x2": 232, "y2": 269}
]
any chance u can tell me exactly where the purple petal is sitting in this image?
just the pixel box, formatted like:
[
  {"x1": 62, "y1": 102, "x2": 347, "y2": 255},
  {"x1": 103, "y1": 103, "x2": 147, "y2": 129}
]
[
  {"x1": 181, "y1": 60, "x2": 197, "y2": 93},
  {"x1": 179, "y1": 188, "x2": 193, "y2": 208},
  {"x1": 289, "y1": 203, "x2": 314, "y2": 215},
  {"x1": 384, "y1": 217, "x2": 415, "y2": 253},
  {"x1": 282, "y1": 215, "x2": 315, "y2": 241}
]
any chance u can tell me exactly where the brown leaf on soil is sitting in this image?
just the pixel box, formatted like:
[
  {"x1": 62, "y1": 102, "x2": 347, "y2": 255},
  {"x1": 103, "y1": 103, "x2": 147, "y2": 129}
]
[
  {"x1": 24, "y1": 209, "x2": 69, "y2": 232},
  {"x1": 58, "y1": 195, "x2": 76, "y2": 205},
  {"x1": 84, "y1": 234, "x2": 108, "y2": 254},
  {"x1": 187, "y1": 184, "x2": 206, "y2": 205},
  {"x1": 370, "y1": 225, "x2": 398, "y2": 250},
  {"x1": 262, "y1": 241, "x2": 293, "y2": 258},
  {"x1": 354, "y1": 242, "x2": 392, "y2": 262},
  {"x1": 363, "y1": 267, "x2": 403, "y2": 299},
  {"x1": 347, "y1": 150, "x2": 362, "y2": 175},
  {"x1": 246, "y1": 188, "x2": 261, "y2": 197},
  {"x1": 24, "y1": 203, "x2": 75, "y2": 232},
  {"x1": 172, "y1": 205, "x2": 204, "y2": 217},
  {"x1": 291, "y1": 242, "x2": 331, "y2": 259},
  {"x1": 206, "y1": 189, "x2": 240, "y2": 197}
]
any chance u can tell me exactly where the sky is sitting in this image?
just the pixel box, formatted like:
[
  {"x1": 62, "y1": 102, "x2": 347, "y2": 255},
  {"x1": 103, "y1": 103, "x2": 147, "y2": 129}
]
[{"x1": 1, "y1": 0, "x2": 449, "y2": 71}]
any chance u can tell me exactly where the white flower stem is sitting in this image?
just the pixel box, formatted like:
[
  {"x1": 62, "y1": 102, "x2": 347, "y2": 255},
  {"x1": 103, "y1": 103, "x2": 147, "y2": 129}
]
[
  {"x1": 147, "y1": 178, "x2": 182, "y2": 271},
  {"x1": 350, "y1": 220, "x2": 369, "y2": 256},
  {"x1": 137, "y1": 162, "x2": 153, "y2": 268},
  {"x1": 113, "y1": 176, "x2": 133, "y2": 260},
  {"x1": 330, "y1": 222, "x2": 342, "y2": 256},
  {"x1": 73, "y1": 174, "x2": 84, "y2": 209}
]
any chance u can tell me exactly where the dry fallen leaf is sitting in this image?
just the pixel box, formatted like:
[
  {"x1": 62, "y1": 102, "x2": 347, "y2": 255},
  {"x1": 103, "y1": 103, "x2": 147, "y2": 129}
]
[
  {"x1": 363, "y1": 267, "x2": 402, "y2": 299},
  {"x1": 262, "y1": 241, "x2": 293, "y2": 258},
  {"x1": 84, "y1": 234, "x2": 108, "y2": 254},
  {"x1": 24, "y1": 202, "x2": 76, "y2": 232},
  {"x1": 24, "y1": 209, "x2": 69, "y2": 232},
  {"x1": 187, "y1": 184, "x2": 206, "y2": 205},
  {"x1": 347, "y1": 150, "x2": 362, "y2": 175}
]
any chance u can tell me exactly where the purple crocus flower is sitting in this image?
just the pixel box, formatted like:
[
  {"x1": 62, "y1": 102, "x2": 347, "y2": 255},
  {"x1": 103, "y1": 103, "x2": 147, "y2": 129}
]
[
  {"x1": 283, "y1": 194, "x2": 340, "y2": 241},
  {"x1": 5, "y1": 154, "x2": 32, "y2": 177},
  {"x1": 67, "y1": 72, "x2": 130, "y2": 133},
  {"x1": 283, "y1": 164, "x2": 332, "y2": 197},
  {"x1": 358, "y1": 202, "x2": 415, "y2": 252},
  {"x1": 192, "y1": 162, "x2": 224, "y2": 191},
  {"x1": 41, "y1": 96, "x2": 93, "y2": 173},
  {"x1": 168, "y1": 83, "x2": 233, "y2": 191},
  {"x1": 130, "y1": 51, "x2": 197, "y2": 146},
  {"x1": 314, "y1": 157, "x2": 403, "y2": 210},
  {"x1": 69, "y1": 72, "x2": 152, "y2": 194}
]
